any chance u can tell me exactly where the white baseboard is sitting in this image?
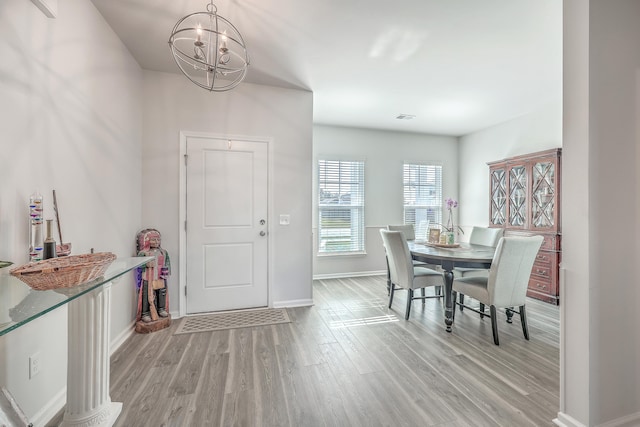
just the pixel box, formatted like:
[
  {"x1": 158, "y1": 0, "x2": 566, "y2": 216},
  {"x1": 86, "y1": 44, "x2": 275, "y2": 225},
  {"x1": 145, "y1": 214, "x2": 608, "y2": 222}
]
[
  {"x1": 554, "y1": 412, "x2": 586, "y2": 427},
  {"x1": 110, "y1": 322, "x2": 136, "y2": 356},
  {"x1": 313, "y1": 270, "x2": 386, "y2": 280},
  {"x1": 598, "y1": 412, "x2": 640, "y2": 427},
  {"x1": 554, "y1": 411, "x2": 640, "y2": 427},
  {"x1": 30, "y1": 387, "x2": 66, "y2": 427},
  {"x1": 272, "y1": 299, "x2": 313, "y2": 308}
]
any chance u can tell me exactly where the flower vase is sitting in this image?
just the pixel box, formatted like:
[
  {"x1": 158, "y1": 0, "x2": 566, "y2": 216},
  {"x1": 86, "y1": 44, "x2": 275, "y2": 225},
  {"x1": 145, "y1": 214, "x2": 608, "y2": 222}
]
[{"x1": 445, "y1": 231, "x2": 455, "y2": 245}]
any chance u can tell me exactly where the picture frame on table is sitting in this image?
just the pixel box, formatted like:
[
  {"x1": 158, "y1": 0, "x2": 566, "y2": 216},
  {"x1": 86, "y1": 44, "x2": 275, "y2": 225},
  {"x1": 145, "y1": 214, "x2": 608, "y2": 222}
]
[{"x1": 428, "y1": 228, "x2": 441, "y2": 244}]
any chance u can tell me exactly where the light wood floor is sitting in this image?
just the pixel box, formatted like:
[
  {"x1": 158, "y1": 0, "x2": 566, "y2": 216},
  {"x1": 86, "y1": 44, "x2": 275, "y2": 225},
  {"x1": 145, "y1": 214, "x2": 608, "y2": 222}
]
[{"x1": 49, "y1": 275, "x2": 559, "y2": 426}]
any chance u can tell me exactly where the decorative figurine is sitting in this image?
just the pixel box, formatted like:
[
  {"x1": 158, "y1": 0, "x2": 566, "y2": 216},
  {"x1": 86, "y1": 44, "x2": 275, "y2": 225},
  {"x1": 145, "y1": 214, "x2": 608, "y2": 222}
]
[{"x1": 135, "y1": 228, "x2": 171, "y2": 333}]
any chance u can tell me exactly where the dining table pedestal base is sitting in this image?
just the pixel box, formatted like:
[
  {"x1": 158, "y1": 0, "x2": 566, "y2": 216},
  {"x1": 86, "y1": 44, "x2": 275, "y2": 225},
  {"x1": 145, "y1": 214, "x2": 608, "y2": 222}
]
[
  {"x1": 441, "y1": 261, "x2": 455, "y2": 332},
  {"x1": 409, "y1": 242, "x2": 494, "y2": 332}
]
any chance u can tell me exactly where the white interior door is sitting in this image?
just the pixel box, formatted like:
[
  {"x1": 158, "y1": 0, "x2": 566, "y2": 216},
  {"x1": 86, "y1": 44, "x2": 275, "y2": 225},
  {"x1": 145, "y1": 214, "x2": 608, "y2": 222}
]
[{"x1": 185, "y1": 136, "x2": 268, "y2": 314}]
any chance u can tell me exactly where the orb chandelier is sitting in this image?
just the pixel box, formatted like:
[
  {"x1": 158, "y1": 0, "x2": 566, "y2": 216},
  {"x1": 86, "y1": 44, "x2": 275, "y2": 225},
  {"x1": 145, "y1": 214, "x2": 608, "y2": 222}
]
[{"x1": 168, "y1": 0, "x2": 249, "y2": 92}]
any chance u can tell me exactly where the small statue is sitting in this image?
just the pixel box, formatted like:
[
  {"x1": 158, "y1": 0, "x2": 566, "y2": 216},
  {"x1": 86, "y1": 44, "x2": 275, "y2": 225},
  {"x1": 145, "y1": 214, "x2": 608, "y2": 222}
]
[{"x1": 135, "y1": 228, "x2": 170, "y2": 323}]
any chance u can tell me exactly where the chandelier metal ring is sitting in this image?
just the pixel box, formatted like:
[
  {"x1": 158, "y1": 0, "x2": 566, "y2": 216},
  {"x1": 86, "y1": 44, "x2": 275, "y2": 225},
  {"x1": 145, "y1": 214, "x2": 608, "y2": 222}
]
[{"x1": 168, "y1": 1, "x2": 249, "y2": 92}]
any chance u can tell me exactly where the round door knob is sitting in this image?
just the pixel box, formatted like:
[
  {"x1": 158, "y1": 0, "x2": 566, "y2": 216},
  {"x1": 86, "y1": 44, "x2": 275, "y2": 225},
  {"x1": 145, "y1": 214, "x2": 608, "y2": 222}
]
[{"x1": 260, "y1": 231, "x2": 266, "y2": 236}]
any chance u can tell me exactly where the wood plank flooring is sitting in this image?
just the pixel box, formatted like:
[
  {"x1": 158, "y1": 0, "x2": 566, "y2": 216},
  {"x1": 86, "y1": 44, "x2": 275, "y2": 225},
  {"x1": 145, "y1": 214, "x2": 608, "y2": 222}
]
[{"x1": 47, "y1": 275, "x2": 559, "y2": 426}]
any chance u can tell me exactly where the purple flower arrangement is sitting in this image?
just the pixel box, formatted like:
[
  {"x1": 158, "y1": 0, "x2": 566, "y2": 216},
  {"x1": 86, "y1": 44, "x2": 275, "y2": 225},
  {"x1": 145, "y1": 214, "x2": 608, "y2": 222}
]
[{"x1": 444, "y1": 197, "x2": 463, "y2": 234}]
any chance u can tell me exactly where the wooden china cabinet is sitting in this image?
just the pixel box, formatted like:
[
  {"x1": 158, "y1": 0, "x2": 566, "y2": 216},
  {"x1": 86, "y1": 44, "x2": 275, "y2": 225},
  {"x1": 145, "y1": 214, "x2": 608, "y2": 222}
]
[{"x1": 488, "y1": 148, "x2": 561, "y2": 304}]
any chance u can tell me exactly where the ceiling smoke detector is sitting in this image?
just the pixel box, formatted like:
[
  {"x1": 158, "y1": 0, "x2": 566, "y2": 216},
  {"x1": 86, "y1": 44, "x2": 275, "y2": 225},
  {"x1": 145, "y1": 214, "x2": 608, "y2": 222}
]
[{"x1": 396, "y1": 114, "x2": 416, "y2": 120}]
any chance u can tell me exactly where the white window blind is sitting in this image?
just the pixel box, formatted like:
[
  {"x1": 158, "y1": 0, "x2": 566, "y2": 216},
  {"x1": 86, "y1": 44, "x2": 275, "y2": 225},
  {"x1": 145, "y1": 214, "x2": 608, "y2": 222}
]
[
  {"x1": 318, "y1": 160, "x2": 365, "y2": 253},
  {"x1": 403, "y1": 163, "x2": 442, "y2": 240}
]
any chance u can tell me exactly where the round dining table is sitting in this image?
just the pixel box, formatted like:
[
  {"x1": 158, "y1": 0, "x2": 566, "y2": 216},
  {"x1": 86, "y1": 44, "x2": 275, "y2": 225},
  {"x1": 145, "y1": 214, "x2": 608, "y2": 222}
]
[{"x1": 409, "y1": 242, "x2": 496, "y2": 332}]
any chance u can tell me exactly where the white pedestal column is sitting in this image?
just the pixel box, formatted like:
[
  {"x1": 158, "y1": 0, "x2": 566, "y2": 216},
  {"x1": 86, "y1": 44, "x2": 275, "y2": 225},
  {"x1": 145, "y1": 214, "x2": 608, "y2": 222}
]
[{"x1": 60, "y1": 282, "x2": 121, "y2": 427}]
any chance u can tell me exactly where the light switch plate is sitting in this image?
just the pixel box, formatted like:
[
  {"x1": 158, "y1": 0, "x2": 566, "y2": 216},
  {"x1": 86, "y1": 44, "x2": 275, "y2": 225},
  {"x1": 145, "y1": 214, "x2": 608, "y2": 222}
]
[{"x1": 279, "y1": 214, "x2": 290, "y2": 225}]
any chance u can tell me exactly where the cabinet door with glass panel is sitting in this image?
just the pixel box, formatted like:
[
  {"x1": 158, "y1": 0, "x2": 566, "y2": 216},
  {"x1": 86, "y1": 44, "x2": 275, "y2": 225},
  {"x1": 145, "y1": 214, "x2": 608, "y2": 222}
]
[
  {"x1": 488, "y1": 162, "x2": 527, "y2": 228},
  {"x1": 489, "y1": 166, "x2": 507, "y2": 227},
  {"x1": 530, "y1": 154, "x2": 560, "y2": 232},
  {"x1": 507, "y1": 163, "x2": 528, "y2": 229}
]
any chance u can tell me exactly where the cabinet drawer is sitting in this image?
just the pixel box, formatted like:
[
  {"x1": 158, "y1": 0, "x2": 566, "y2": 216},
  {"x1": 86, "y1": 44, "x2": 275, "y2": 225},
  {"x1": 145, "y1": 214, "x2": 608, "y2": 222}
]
[
  {"x1": 527, "y1": 279, "x2": 559, "y2": 304},
  {"x1": 505, "y1": 231, "x2": 560, "y2": 251},
  {"x1": 532, "y1": 251, "x2": 558, "y2": 279},
  {"x1": 528, "y1": 249, "x2": 559, "y2": 304},
  {"x1": 535, "y1": 251, "x2": 554, "y2": 264},
  {"x1": 531, "y1": 262, "x2": 552, "y2": 279},
  {"x1": 540, "y1": 234, "x2": 560, "y2": 251},
  {"x1": 528, "y1": 276, "x2": 557, "y2": 297}
]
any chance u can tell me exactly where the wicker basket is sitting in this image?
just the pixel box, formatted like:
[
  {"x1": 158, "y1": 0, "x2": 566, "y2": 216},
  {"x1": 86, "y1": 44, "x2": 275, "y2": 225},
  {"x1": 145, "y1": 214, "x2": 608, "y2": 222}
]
[{"x1": 9, "y1": 252, "x2": 117, "y2": 291}]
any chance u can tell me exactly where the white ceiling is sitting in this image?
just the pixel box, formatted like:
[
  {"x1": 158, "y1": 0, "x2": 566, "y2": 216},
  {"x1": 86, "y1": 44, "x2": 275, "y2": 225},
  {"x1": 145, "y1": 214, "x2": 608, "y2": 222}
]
[{"x1": 90, "y1": 0, "x2": 562, "y2": 136}]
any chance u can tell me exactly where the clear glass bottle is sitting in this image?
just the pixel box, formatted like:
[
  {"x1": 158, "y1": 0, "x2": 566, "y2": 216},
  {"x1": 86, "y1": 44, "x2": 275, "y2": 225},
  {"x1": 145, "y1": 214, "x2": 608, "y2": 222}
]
[
  {"x1": 29, "y1": 191, "x2": 44, "y2": 262},
  {"x1": 43, "y1": 219, "x2": 57, "y2": 260}
]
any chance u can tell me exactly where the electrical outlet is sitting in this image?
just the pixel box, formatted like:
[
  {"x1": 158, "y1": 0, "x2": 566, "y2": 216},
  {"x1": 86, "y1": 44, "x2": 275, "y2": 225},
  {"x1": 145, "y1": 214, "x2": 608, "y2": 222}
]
[{"x1": 29, "y1": 352, "x2": 41, "y2": 379}]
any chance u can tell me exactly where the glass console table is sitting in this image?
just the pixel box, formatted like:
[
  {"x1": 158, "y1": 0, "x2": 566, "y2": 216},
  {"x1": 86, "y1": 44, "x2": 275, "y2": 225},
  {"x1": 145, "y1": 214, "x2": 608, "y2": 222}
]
[{"x1": 0, "y1": 256, "x2": 152, "y2": 427}]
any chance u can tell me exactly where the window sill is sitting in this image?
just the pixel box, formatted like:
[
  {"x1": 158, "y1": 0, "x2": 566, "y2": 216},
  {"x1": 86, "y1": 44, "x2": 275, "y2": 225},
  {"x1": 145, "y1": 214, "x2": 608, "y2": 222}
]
[{"x1": 317, "y1": 251, "x2": 367, "y2": 258}]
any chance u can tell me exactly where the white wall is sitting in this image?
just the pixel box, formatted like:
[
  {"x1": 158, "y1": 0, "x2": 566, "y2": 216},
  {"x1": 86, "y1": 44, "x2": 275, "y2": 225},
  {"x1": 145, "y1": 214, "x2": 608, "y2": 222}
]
[
  {"x1": 560, "y1": 2, "x2": 591, "y2": 425},
  {"x1": 589, "y1": 3, "x2": 640, "y2": 423},
  {"x1": 312, "y1": 125, "x2": 458, "y2": 277},
  {"x1": 142, "y1": 71, "x2": 313, "y2": 308},
  {"x1": 0, "y1": 0, "x2": 143, "y2": 423},
  {"x1": 458, "y1": 101, "x2": 562, "y2": 228},
  {"x1": 561, "y1": 1, "x2": 640, "y2": 426}
]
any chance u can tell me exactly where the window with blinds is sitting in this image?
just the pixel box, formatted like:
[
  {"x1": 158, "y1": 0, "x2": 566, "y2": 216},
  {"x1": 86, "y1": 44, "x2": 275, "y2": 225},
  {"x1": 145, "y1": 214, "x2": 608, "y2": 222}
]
[
  {"x1": 318, "y1": 160, "x2": 365, "y2": 254},
  {"x1": 403, "y1": 163, "x2": 442, "y2": 240}
]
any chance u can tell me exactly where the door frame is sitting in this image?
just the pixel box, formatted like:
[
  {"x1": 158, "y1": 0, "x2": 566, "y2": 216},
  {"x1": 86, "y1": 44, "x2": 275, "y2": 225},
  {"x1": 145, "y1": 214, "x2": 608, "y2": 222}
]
[{"x1": 178, "y1": 131, "x2": 274, "y2": 317}]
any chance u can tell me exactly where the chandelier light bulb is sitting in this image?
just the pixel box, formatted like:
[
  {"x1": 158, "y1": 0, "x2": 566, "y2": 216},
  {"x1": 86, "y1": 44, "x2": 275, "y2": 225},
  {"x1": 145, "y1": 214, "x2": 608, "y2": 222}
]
[
  {"x1": 195, "y1": 24, "x2": 203, "y2": 46},
  {"x1": 220, "y1": 31, "x2": 228, "y2": 51}
]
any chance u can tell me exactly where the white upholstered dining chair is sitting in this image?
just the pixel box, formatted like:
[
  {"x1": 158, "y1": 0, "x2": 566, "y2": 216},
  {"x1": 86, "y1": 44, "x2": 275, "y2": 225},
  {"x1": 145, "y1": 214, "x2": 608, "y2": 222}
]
[
  {"x1": 386, "y1": 224, "x2": 418, "y2": 240},
  {"x1": 452, "y1": 235, "x2": 543, "y2": 345},
  {"x1": 380, "y1": 229, "x2": 444, "y2": 320},
  {"x1": 454, "y1": 226, "x2": 503, "y2": 309},
  {"x1": 386, "y1": 224, "x2": 441, "y2": 295},
  {"x1": 387, "y1": 224, "x2": 438, "y2": 267}
]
